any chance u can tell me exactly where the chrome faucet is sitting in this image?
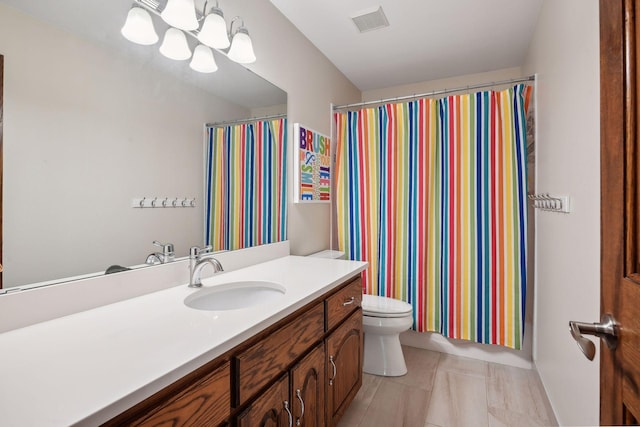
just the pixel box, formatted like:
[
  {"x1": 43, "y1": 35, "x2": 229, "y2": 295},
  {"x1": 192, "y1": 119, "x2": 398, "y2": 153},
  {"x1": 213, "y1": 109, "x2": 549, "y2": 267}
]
[
  {"x1": 189, "y1": 245, "x2": 224, "y2": 288},
  {"x1": 146, "y1": 241, "x2": 175, "y2": 265}
]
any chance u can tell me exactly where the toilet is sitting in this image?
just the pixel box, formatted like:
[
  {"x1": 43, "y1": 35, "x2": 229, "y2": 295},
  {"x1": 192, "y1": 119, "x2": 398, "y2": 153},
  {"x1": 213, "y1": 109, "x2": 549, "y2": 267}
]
[
  {"x1": 361, "y1": 294, "x2": 413, "y2": 376},
  {"x1": 307, "y1": 250, "x2": 413, "y2": 377}
]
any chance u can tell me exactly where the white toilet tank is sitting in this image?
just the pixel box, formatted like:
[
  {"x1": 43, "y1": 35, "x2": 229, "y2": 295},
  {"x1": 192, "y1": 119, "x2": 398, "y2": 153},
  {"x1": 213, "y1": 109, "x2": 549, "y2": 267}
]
[{"x1": 307, "y1": 250, "x2": 346, "y2": 260}]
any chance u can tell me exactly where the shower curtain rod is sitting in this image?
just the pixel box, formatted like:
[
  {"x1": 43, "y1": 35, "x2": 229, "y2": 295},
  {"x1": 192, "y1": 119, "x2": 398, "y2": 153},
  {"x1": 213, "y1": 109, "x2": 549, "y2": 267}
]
[
  {"x1": 333, "y1": 75, "x2": 536, "y2": 111},
  {"x1": 206, "y1": 113, "x2": 286, "y2": 128}
]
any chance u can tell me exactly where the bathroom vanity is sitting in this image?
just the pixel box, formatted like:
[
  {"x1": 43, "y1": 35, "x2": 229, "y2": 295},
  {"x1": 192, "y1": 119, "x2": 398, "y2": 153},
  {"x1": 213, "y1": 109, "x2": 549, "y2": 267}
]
[
  {"x1": 109, "y1": 275, "x2": 363, "y2": 426},
  {"x1": 0, "y1": 255, "x2": 367, "y2": 426}
]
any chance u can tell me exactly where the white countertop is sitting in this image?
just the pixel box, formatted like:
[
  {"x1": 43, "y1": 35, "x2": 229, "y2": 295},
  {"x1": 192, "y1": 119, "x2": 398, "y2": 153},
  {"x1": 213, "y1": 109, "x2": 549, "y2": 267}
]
[{"x1": 0, "y1": 256, "x2": 367, "y2": 426}]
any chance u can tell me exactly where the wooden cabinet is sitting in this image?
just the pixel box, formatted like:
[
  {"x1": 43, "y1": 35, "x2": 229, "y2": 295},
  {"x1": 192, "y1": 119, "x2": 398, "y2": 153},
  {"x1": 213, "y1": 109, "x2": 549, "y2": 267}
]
[
  {"x1": 235, "y1": 303, "x2": 324, "y2": 406},
  {"x1": 291, "y1": 343, "x2": 325, "y2": 427},
  {"x1": 108, "y1": 275, "x2": 363, "y2": 427},
  {"x1": 325, "y1": 278, "x2": 363, "y2": 331},
  {"x1": 108, "y1": 361, "x2": 231, "y2": 427},
  {"x1": 326, "y1": 310, "x2": 363, "y2": 427},
  {"x1": 239, "y1": 343, "x2": 327, "y2": 427},
  {"x1": 237, "y1": 375, "x2": 290, "y2": 427}
]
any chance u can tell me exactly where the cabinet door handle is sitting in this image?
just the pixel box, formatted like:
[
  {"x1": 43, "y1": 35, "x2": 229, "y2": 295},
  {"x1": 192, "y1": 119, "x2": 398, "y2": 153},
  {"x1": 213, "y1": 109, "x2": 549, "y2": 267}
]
[
  {"x1": 342, "y1": 296, "x2": 355, "y2": 306},
  {"x1": 284, "y1": 400, "x2": 293, "y2": 427},
  {"x1": 295, "y1": 389, "x2": 305, "y2": 426},
  {"x1": 329, "y1": 355, "x2": 337, "y2": 386}
]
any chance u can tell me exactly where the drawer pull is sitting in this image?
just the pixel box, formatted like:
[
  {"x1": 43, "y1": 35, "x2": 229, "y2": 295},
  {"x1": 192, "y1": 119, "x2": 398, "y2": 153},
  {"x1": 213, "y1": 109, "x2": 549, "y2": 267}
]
[
  {"x1": 295, "y1": 389, "x2": 305, "y2": 426},
  {"x1": 342, "y1": 296, "x2": 355, "y2": 306},
  {"x1": 329, "y1": 355, "x2": 337, "y2": 386},
  {"x1": 284, "y1": 400, "x2": 293, "y2": 427}
]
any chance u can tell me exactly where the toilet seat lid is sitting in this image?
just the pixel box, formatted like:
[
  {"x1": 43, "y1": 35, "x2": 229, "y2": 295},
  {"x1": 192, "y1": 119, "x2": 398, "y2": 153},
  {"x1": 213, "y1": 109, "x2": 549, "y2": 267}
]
[{"x1": 362, "y1": 294, "x2": 413, "y2": 318}]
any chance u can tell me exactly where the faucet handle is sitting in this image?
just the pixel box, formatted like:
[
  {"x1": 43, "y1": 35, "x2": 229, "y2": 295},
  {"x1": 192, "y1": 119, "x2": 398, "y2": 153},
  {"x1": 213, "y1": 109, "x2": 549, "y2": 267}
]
[
  {"x1": 190, "y1": 245, "x2": 213, "y2": 259},
  {"x1": 153, "y1": 240, "x2": 175, "y2": 256}
]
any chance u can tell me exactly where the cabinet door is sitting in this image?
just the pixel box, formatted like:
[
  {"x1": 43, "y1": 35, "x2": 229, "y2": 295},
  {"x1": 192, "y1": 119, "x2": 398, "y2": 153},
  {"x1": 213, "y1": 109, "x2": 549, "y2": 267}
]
[
  {"x1": 237, "y1": 374, "x2": 291, "y2": 427},
  {"x1": 290, "y1": 343, "x2": 325, "y2": 427},
  {"x1": 325, "y1": 309, "x2": 363, "y2": 426}
]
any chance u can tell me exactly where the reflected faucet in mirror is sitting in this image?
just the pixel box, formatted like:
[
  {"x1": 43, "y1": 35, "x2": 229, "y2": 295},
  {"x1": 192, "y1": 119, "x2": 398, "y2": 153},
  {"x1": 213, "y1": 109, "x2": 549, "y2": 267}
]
[
  {"x1": 145, "y1": 241, "x2": 176, "y2": 265},
  {"x1": 189, "y1": 245, "x2": 224, "y2": 288}
]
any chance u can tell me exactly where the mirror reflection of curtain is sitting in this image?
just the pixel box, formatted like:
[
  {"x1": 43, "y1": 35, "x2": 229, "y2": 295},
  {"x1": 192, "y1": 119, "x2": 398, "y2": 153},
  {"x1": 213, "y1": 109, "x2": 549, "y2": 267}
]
[{"x1": 205, "y1": 118, "x2": 287, "y2": 251}]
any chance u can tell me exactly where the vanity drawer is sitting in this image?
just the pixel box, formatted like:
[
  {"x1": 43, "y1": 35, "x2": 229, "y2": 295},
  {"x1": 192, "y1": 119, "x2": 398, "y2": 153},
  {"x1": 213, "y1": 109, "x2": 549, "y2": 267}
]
[
  {"x1": 131, "y1": 361, "x2": 230, "y2": 427},
  {"x1": 325, "y1": 276, "x2": 362, "y2": 331},
  {"x1": 235, "y1": 302, "x2": 324, "y2": 406}
]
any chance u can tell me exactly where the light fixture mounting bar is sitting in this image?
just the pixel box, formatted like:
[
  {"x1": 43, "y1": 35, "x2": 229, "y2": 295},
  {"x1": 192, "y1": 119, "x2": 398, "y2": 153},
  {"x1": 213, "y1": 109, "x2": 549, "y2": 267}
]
[
  {"x1": 139, "y1": 0, "x2": 160, "y2": 11},
  {"x1": 131, "y1": 0, "x2": 231, "y2": 58},
  {"x1": 133, "y1": 0, "x2": 204, "y2": 23}
]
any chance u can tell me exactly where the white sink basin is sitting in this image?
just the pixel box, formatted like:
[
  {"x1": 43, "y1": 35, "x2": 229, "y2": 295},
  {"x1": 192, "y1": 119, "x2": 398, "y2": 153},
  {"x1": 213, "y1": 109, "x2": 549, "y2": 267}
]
[{"x1": 184, "y1": 280, "x2": 286, "y2": 311}]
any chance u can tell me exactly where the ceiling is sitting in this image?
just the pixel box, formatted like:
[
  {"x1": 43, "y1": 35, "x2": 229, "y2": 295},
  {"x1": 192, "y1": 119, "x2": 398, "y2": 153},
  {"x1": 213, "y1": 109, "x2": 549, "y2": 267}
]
[{"x1": 270, "y1": 0, "x2": 543, "y2": 91}]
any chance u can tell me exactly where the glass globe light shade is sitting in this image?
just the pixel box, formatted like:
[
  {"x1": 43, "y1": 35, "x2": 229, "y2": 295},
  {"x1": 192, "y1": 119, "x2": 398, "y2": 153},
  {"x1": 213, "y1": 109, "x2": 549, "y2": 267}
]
[
  {"x1": 159, "y1": 28, "x2": 192, "y2": 60},
  {"x1": 190, "y1": 44, "x2": 218, "y2": 73},
  {"x1": 198, "y1": 9, "x2": 230, "y2": 49},
  {"x1": 161, "y1": 0, "x2": 198, "y2": 31},
  {"x1": 121, "y1": 7, "x2": 158, "y2": 45},
  {"x1": 227, "y1": 28, "x2": 256, "y2": 64}
]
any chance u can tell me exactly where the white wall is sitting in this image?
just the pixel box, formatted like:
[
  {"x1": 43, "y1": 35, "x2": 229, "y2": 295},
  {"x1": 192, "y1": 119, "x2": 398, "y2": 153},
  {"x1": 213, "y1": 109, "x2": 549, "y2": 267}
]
[
  {"x1": 361, "y1": 67, "x2": 535, "y2": 369},
  {"x1": 362, "y1": 67, "x2": 524, "y2": 101},
  {"x1": 522, "y1": 1, "x2": 601, "y2": 425},
  {"x1": 0, "y1": 3, "x2": 250, "y2": 287},
  {"x1": 224, "y1": 0, "x2": 362, "y2": 256}
]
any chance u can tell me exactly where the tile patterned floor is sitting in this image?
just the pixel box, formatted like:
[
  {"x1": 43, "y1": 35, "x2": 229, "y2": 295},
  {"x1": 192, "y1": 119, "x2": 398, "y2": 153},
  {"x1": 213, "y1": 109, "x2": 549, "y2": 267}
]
[{"x1": 338, "y1": 346, "x2": 557, "y2": 427}]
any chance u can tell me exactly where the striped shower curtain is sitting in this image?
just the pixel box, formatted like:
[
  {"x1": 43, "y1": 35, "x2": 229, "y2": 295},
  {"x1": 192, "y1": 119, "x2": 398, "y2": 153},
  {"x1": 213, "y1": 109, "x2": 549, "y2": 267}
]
[
  {"x1": 205, "y1": 118, "x2": 287, "y2": 251},
  {"x1": 335, "y1": 84, "x2": 531, "y2": 349}
]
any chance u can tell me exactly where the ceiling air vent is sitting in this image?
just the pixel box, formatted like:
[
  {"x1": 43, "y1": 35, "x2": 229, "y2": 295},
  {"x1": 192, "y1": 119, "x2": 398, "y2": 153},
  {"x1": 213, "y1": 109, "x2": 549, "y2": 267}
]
[{"x1": 351, "y1": 6, "x2": 389, "y2": 33}]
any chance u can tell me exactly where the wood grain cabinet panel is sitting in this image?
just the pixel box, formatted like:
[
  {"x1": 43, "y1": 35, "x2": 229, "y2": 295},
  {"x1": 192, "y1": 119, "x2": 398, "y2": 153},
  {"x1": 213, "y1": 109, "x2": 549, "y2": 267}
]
[
  {"x1": 290, "y1": 343, "x2": 326, "y2": 427},
  {"x1": 326, "y1": 309, "x2": 363, "y2": 427},
  {"x1": 130, "y1": 361, "x2": 230, "y2": 427},
  {"x1": 236, "y1": 303, "x2": 324, "y2": 406},
  {"x1": 237, "y1": 374, "x2": 290, "y2": 427},
  {"x1": 325, "y1": 277, "x2": 362, "y2": 331}
]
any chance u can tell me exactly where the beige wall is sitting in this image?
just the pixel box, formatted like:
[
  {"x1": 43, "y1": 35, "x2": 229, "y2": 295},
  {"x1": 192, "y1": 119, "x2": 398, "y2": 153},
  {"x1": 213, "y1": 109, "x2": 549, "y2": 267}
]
[
  {"x1": 0, "y1": 3, "x2": 249, "y2": 287},
  {"x1": 362, "y1": 67, "x2": 523, "y2": 101},
  {"x1": 227, "y1": 0, "x2": 362, "y2": 256},
  {"x1": 523, "y1": 1, "x2": 601, "y2": 425}
]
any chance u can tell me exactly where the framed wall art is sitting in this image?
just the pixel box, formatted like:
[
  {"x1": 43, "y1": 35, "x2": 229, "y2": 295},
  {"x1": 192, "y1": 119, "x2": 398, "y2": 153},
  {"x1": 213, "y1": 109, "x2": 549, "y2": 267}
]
[{"x1": 293, "y1": 123, "x2": 331, "y2": 203}]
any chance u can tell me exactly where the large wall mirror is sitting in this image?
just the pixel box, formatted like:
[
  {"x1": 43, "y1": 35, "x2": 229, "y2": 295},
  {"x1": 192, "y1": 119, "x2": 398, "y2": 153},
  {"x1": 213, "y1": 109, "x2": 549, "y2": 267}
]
[{"x1": 0, "y1": 0, "x2": 287, "y2": 289}]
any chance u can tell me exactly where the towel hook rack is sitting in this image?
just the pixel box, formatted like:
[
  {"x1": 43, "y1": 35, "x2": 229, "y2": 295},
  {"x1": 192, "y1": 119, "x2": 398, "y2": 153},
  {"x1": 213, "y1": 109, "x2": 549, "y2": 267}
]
[
  {"x1": 528, "y1": 193, "x2": 570, "y2": 213},
  {"x1": 132, "y1": 197, "x2": 197, "y2": 209}
]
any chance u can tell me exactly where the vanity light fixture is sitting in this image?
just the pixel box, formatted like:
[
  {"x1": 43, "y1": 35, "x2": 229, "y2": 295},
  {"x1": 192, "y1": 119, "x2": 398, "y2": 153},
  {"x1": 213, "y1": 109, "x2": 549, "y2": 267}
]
[
  {"x1": 161, "y1": 0, "x2": 199, "y2": 31},
  {"x1": 190, "y1": 44, "x2": 218, "y2": 73},
  {"x1": 227, "y1": 17, "x2": 256, "y2": 64},
  {"x1": 121, "y1": 6, "x2": 159, "y2": 45},
  {"x1": 121, "y1": 0, "x2": 256, "y2": 72},
  {"x1": 198, "y1": 2, "x2": 230, "y2": 49},
  {"x1": 159, "y1": 27, "x2": 192, "y2": 60}
]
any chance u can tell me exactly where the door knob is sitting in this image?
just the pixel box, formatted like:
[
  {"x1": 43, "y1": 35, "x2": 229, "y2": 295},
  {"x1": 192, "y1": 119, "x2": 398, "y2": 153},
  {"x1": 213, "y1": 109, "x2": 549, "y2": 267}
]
[{"x1": 569, "y1": 313, "x2": 618, "y2": 361}]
